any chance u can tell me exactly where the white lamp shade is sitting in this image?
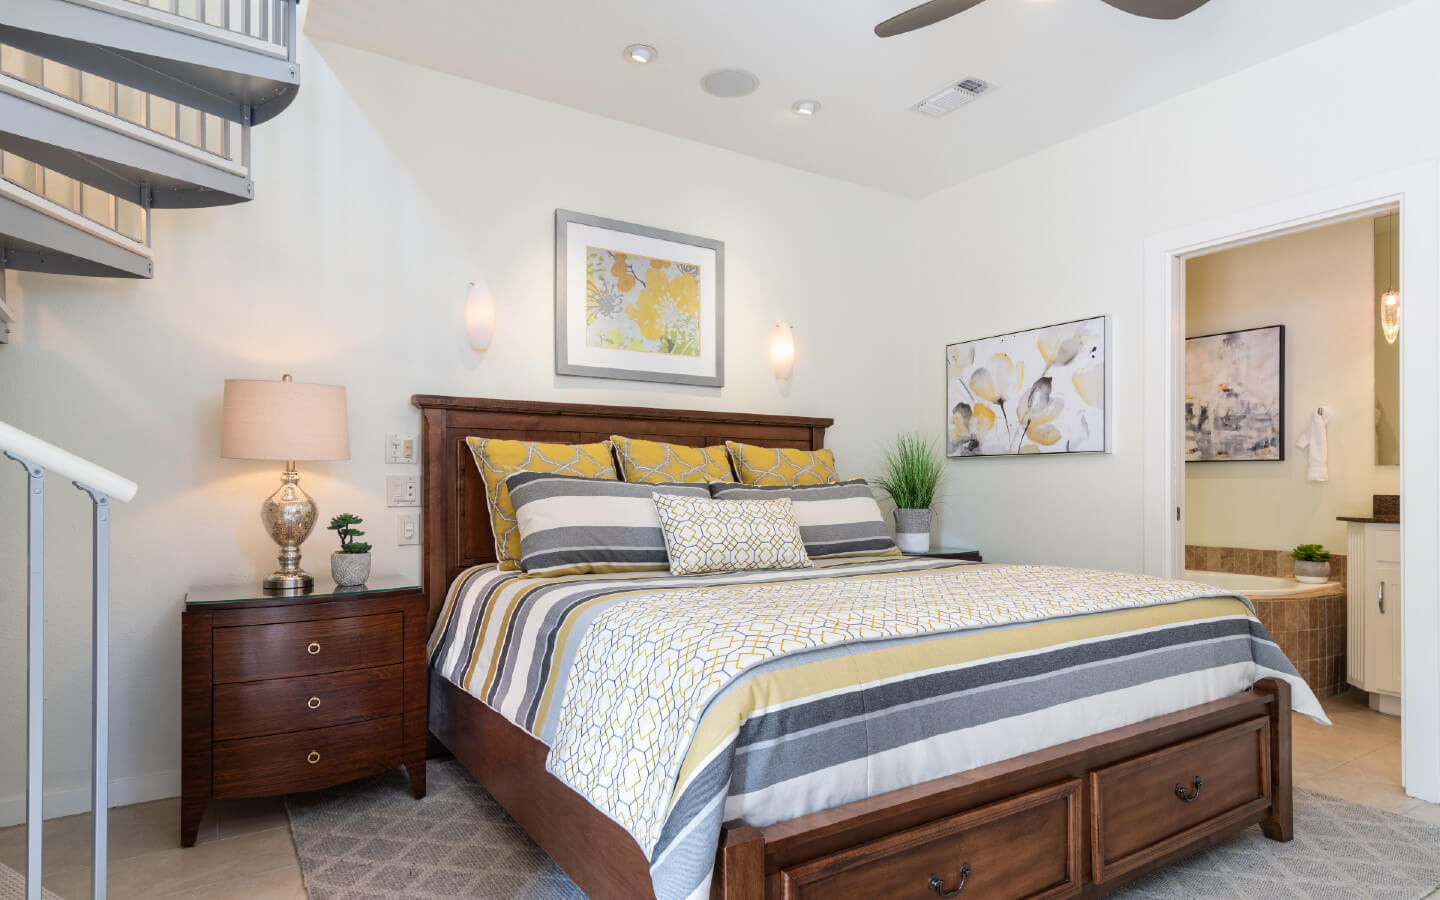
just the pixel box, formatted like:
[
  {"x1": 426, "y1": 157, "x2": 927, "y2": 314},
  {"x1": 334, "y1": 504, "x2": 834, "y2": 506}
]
[
  {"x1": 466, "y1": 280, "x2": 497, "y2": 350},
  {"x1": 770, "y1": 322, "x2": 796, "y2": 380},
  {"x1": 220, "y1": 377, "x2": 350, "y2": 461}
]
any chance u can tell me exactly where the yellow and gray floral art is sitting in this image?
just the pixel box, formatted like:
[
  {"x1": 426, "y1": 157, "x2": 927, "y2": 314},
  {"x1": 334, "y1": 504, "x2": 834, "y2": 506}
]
[
  {"x1": 947, "y1": 315, "x2": 1106, "y2": 457},
  {"x1": 585, "y1": 246, "x2": 701, "y2": 357},
  {"x1": 283, "y1": 764, "x2": 1440, "y2": 900}
]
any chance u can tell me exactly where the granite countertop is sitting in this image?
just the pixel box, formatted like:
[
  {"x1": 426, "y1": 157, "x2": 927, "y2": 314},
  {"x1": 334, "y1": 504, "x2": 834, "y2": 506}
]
[{"x1": 1338, "y1": 494, "x2": 1399, "y2": 524}]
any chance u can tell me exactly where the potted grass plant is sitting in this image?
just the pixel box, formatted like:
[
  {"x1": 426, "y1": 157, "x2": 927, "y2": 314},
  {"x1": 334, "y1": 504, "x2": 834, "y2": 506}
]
[
  {"x1": 328, "y1": 513, "x2": 373, "y2": 587},
  {"x1": 875, "y1": 433, "x2": 945, "y2": 554},
  {"x1": 1292, "y1": 543, "x2": 1332, "y2": 584}
]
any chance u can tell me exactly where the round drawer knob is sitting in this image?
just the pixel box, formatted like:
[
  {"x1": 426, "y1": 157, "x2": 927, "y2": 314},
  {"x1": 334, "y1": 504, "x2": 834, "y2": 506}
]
[
  {"x1": 307, "y1": 750, "x2": 321, "y2": 765},
  {"x1": 307, "y1": 696, "x2": 321, "y2": 710},
  {"x1": 306, "y1": 642, "x2": 321, "y2": 655}
]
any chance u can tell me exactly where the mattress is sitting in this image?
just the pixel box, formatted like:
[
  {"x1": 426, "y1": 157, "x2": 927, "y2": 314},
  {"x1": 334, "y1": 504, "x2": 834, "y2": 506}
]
[{"x1": 427, "y1": 556, "x2": 1326, "y2": 900}]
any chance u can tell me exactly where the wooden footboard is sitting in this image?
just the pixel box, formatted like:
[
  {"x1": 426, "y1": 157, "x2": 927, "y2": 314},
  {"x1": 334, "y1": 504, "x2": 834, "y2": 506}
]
[{"x1": 431, "y1": 672, "x2": 1291, "y2": 900}]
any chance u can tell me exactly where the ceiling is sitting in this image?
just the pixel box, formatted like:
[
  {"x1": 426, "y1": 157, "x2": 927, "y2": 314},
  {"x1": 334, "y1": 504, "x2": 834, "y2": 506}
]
[{"x1": 303, "y1": 0, "x2": 1410, "y2": 198}]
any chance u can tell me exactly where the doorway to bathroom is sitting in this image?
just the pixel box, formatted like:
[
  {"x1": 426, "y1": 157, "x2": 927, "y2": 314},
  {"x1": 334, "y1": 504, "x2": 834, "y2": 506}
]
[{"x1": 1141, "y1": 165, "x2": 1440, "y2": 807}]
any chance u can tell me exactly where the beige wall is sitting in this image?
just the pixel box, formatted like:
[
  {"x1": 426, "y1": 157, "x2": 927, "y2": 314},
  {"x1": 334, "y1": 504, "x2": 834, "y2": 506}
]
[{"x1": 1183, "y1": 219, "x2": 1400, "y2": 554}]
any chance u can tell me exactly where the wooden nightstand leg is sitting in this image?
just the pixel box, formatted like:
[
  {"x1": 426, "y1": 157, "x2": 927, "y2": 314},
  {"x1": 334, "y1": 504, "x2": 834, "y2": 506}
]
[
  {"x1": 405, "y1": 752, "x2": 427, "y2": 799},
  {"x1": 180, "y1": 796, "x2": 208, "y2": 847}
]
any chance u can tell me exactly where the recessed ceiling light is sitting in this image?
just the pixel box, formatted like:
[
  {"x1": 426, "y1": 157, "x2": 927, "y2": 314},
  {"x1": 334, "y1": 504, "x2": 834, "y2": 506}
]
[
  {"x1": 701, "y1": 69, "x2": 759, "y2": 98},
  {"x1": 625, "y1": 44, "x2": 657, "y2": 64},
  {"x1": 791, "y1": 100, "x2": 821, "y2": 117}
]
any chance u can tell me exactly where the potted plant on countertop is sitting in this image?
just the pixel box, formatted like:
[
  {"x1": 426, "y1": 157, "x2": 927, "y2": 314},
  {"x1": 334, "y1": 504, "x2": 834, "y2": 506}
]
[
  {"x1": 875, "y1": 433, "x2": 945, "y2": 554},
  {"x1": 1292, "y1": 543, "x2": 1332, "y2": 584},
  {"x1": 328, "y1": 513, "x2": 373, "y2": 587}
]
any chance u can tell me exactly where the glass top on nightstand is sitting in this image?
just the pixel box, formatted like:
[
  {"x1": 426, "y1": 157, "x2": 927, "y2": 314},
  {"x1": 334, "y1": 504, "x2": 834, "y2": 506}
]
[{"x1": 185, "y1": 574, "x2": 420, "y2": 606}]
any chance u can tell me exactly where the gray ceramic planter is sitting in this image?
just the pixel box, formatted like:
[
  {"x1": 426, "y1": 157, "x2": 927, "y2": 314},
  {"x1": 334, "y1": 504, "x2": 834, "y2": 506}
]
[
  {"x1": 1293, "y1": 559, "x2": 1331, "y2": 584},
  {"x1": 893, "y1": 508, "x2": 932, "y2": 554},
  {"x1": 331, "y1": 551, "x2": 372, "y2": 587}
]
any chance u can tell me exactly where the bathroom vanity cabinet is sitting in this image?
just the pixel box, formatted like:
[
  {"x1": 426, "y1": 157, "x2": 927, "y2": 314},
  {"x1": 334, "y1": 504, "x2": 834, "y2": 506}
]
[{"x1": 1345, "y1": 522, "x2": 1401, "y2": 714}]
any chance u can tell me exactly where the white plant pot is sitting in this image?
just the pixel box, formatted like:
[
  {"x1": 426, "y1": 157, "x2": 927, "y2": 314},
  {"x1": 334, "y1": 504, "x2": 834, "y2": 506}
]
[
  {"x1": 1293, "y1": 559, "x2": 1331, "y2": 584},
  {"x1": 331, "y1": 551, "x2": 372, "y2": 587},
  {"x1": 893, "y1": 508, "x2": 932, "y2": 555}
]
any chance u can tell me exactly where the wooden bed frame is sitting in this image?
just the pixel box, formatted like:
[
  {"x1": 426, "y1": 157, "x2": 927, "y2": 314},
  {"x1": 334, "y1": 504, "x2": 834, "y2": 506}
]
[{"x1": 415, "y1": 395, "x2": 1293, "y2": 900}]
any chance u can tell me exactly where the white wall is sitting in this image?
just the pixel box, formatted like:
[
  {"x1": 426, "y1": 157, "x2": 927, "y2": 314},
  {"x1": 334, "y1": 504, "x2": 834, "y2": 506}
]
[
  {"x1": 909, "y1": 0, "x2": 1440, "y2": 572},
  {"x1": 6, "y1": 0, "x2": 1440, "y2": 820},
  {"x1": 1184, "y1": 218, "x2": 1401, "y2": 552},
  {"x1": 0, "y1": 37, "x2": 914, "y2": 822}
]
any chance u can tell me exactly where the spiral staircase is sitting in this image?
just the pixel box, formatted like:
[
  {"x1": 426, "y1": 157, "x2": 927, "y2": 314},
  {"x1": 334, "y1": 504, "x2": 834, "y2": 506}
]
[{"x1": 0, "y1": 0, "x2": 301, "y2": 342}]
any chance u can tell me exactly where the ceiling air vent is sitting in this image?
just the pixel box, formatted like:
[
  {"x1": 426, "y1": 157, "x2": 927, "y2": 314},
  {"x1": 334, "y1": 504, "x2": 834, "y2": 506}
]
[{"x1": 912, "y1": 78, "x2": 992, "y2": 118}]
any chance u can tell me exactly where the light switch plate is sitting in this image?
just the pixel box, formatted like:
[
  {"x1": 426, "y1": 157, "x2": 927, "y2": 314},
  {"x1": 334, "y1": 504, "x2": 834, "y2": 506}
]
[
  {"x1": 386, "y1": 475, "x2": 420, "y2": 507},
  {"x1": 385, "y1": 433, "x2": 417, "y2": 464},
  {"x1": 396, "y1": 511, "x2": 420, "y2": 546}
]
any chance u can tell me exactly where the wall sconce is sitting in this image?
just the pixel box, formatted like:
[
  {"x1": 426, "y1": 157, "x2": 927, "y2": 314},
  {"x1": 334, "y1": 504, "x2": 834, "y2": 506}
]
[
  {"x1": 770, "y1": 322, "x2": 795, "y2": 380},
  {"x1": 465, "y1": 280, "x2": 496, "y2": 351}
]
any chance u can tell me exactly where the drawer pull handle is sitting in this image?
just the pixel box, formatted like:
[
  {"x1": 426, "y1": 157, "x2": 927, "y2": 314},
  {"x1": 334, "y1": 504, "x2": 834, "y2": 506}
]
[
  {"x1": 307, "y1": 642, "x2": 321, "y2": 655},
  {"x1": 306, "y1": 751, "x2": 321, "y2": 765},
  {"x1": 1175, "y1": 776, "x2": 1204, "y2": 803},
  {"x1": 928, "y1": 863, "x2": 971, "y2": 897},
  {"x1": 1378, "y1": 581, "x2": 1385, "y2": 614},
  {"x1": 307, "y1": 696, "x2": 321, "y2": 710}
]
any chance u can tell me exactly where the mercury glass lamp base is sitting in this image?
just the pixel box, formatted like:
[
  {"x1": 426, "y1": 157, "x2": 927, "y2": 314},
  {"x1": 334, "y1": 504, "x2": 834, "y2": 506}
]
[{"x1": 264, "y1": 570, "x2": 314, "y2": 592}]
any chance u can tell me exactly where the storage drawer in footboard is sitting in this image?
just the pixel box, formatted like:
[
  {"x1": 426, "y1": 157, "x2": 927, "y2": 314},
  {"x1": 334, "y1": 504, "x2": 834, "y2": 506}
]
[
  {"x1": 778, "y1": 779, "x2": 1082, "y2": 900},
  {"x1": 1089, "y1": 717, "x2": 1272, "y2": 885}
]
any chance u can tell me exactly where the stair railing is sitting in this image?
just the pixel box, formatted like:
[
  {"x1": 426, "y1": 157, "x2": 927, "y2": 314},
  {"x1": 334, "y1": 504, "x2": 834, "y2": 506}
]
[{"x1": 1, "y1": 421, "x2": 137, "y2": 900}]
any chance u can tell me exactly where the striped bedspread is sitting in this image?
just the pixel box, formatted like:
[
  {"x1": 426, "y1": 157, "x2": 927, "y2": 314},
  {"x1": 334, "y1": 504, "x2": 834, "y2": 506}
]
[{"x1": 427, "y1": 556, "x2": 1326, "y2": 900}]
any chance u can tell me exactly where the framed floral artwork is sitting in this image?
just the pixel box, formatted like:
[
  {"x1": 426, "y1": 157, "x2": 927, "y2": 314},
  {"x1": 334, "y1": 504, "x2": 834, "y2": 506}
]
[
  {"x1": 555, "y1": 209, "x2": 724, "y2": 386},
  {"x1": 946, "y1": 316, "x2": 1108, "y2": 458}
]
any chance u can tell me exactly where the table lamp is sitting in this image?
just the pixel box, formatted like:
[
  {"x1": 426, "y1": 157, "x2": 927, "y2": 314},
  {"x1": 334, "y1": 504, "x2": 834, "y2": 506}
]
[{"x1": 221, "y1": 374, "x2": 350, "y2": 591}]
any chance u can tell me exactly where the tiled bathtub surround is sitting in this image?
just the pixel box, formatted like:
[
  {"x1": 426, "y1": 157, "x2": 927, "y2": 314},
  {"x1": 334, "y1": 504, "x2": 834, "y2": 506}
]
[
  {"x1": 1186, "y1": 544, "x2": 1348, "y2": 699},
  {"x1": 1185, "y1": 544, "x2": 1347, "y2": 586}
]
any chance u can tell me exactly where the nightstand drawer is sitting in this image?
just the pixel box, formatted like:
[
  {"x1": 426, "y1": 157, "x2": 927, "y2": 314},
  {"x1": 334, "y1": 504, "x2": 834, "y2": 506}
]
[
  {"x1": 214, "y1": 716, "x2": 403, "y2": 798},
  {"x1": 212, "y1": 613, "x2": 403, "y2": 683},
  {"x1": 213, "y1": 664, "x2": 403, "y2": 740}
]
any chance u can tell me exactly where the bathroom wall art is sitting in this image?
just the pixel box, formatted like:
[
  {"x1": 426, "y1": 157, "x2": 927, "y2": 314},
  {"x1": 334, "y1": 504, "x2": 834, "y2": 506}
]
[
  {"x1": 1185, "y1": 324, "x2": 1285, "y2": 462},
  {"x1": 946, "y1": 316, "x2": 1107, "y2": 458}
]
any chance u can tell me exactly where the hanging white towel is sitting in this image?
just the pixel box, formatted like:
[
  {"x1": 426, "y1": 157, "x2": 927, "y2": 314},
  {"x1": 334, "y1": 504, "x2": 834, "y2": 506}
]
[{"x1": 1295, "y1": 406, "x2": 1334, "y2": 482}]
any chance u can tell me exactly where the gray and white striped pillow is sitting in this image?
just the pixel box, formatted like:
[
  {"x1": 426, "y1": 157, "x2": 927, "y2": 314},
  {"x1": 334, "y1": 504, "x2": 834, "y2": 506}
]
[
  {"x1": 708, "y1": 478, "x2": 901, "y2": 560},
  {"x1": 506, "y1": 471, "x2": 712, "y2": 576}
]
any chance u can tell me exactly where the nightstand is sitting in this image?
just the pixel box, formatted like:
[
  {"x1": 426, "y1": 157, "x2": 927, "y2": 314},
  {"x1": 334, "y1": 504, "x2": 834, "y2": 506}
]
[
  {"x1": 903, "y1": 547, "x2": 984, "y2": 562},
  {"x1": 180, "y1": 575, "x2": 427, "y2": 847}
]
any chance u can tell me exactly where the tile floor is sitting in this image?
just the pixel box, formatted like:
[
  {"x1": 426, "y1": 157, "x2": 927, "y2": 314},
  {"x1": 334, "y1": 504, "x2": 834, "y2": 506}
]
[{"x1": 2, "y1": 690, "x2": 1436, "y2": 899}]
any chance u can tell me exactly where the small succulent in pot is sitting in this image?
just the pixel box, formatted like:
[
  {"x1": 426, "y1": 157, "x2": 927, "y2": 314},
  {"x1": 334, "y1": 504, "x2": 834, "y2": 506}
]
[
  {"x1": 328, "y1": 513, "x2": 373, "y2": 587},
  {"x1": 874, "y1": 433, "x2": 944, "y2": 554},
  {"x1": 1291, "y1": 543, "x2": 1332, "y2": 584}
]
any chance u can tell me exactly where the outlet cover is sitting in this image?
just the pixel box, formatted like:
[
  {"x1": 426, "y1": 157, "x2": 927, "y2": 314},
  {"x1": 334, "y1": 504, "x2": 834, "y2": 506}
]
[
  {"x1": 396, "y1": 511, "x2": 420, "y2": 546},
  {"x1": 386, "y1": 475, "x2": 420, "y2": 507},
  {"x1": 385, "y1": 433, "x2": 416, "y2": 464}
]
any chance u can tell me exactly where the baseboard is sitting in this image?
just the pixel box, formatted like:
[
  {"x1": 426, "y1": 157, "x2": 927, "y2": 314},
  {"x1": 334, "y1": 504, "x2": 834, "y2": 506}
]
[{"x1": 0, "y1": 771, "x2": 179, "y2": 827}]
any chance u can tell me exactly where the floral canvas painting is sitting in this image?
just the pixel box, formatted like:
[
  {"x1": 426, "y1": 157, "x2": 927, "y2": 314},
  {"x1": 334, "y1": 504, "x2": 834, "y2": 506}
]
[
  {"x1": 946, "y1": 316, "x2": 1107, "y2": 458},
  {"x1": 1184, "y1": 325, "x2": 1284, "y2": 462},
  {"x1": 556, "y1": 210, "x2": 724, "y2": 387},
  {"x1": 585, "y1": 247, "x2": 701, "y2": 357}
]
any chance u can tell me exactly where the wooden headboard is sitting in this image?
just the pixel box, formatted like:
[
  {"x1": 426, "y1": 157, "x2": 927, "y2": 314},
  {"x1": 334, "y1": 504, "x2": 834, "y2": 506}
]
[{"x1": 411, "y1": 395, "x2": 834, "y2": 630}]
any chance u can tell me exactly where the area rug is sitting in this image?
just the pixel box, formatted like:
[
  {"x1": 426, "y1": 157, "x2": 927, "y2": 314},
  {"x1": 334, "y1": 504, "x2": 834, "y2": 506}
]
[
  {"x1": 287, "y1": 760, "x2": 1440, "y2": 900},
  {"x1": 0, "y1": 862, "x2": 62, "y2": 900}
]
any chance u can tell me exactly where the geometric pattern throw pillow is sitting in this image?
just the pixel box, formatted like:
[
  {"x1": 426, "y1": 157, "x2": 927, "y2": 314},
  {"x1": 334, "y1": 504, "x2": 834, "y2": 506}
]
[
  {"x1": 724, "y1": 441, "x2": 839, "y2": 486},
  {"x1": 651, "y1": 493, "x2": 812, "y2": 576}
]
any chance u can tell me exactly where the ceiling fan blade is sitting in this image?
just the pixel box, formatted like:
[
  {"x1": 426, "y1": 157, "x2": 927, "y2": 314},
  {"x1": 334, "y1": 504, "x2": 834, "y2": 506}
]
[
  {"x1": 875, "y1": 0, "x2": 989, "y2": 38},
  {"x1": 1098, "y1": 0, "x2": 1212, "y2": 19}
]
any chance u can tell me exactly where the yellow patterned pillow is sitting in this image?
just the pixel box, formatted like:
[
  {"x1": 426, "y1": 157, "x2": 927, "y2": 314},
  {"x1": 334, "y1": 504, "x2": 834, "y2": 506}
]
[
  {"x1": 466, "y1": 437, "x2": 617, "y2": 570},
  {"x1": 724, "y1": 441, "x2": 839, "y2": 486},
  {"x1": 610, "y1": 435, "x2": 734, "y2": 484},
  {"x1": 651, "y1": 493, "x2": 812, "y2": 576}
]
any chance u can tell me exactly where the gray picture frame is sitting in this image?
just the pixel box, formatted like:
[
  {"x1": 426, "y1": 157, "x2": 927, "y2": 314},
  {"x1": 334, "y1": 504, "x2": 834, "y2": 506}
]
[
  {"x1": 1184, "y1": 324, "x2": 1286, "y2": 462},
  {"x1": 555, "y1": 209, "x2": 725, "y2": 387}
]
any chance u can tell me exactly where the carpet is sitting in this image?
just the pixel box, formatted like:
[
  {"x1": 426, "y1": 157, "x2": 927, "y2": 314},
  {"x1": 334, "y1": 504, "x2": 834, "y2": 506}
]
[
  {"x1": 0, "y1": 862, "x2": 62, "y2": 900},
  {"x1": 287, "y1": 760, "x2": 1440, "y2": 900}
]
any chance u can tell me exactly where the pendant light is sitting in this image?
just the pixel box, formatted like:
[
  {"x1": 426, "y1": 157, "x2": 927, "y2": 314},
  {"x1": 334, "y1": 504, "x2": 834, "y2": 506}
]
[{"x1": 1381, "y1": 212, "x2": 1400, "y2": 345}]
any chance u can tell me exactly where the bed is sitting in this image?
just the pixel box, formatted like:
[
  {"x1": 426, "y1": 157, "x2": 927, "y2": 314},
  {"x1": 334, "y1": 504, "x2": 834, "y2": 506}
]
[{"x1": 414, "y1": 395, "x2": 1324, "y2": 900}]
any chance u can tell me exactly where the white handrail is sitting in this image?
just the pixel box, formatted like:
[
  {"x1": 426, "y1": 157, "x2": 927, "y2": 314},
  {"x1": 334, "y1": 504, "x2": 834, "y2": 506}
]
[{"x1": 0, "y1": 420, "x2": 137, "y2": 501}]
